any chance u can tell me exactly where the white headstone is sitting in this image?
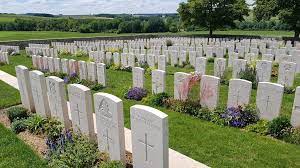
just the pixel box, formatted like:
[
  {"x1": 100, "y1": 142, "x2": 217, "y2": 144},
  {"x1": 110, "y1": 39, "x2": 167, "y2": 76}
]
[
  {"x1": 152, "y1": 70, "x2": 166, "y2": 94},
  {"x1": 131, "y1": 105, "x2": 168, "y2": 168},
  {"x1": 29, "y1": 70, "x2": 51, "y2": 117},
  {"x1": 46, "y1": 76, "x2": 71, "y2": 129},
  {"x1": 97, "y1": 63, "x2": 106, "y2": 87},
  {"x1": 54, "y1": 58, "x2": 62, "y2": 73},
  {"x1": 214, "y1": 58, "x2": 226, "y2": 78},
  {"x1": 158, "y1": 55, "x2": 167, "y2": 71},
  {"x1": 278, "y1": 61, "x2": 297, "y2": 87},
  {"x1": 68, "y1": 84, "x2": 95, "y2": 139},
  {"x1": 291, "y1": 87, "x2": 300, "y2": 127},
  {"x1": 94, "y1": 93, "x2": 126, "y2": 163},
  {"x1": 87, "y1": 62, "x2": 97, "y2": 82},
  {"x1": 78, "y1": 61, "x2": 88, "y2": 80},
  {"x1": 227, "y1": 79, "x2": 252, "y2": 108},
  {"x1": 256, "y1": 60, "x2": 272, "y2": 82},
  {"x1": 174, "y1": 72, "x2": 191, "y2": 101},
  {"x1": 195, "y1": 57, "x2": 207, "y2": 75},
  {"x1": 256, "y1": 82, "x2": 284, "y2": 121},
  {"x1": 200, "y1": 75, "x2": 220, "y2": 110},
  {"x1": 132, "y1": 67, "x2": 145, "y2": 88},
  {"x1": 232, "y1": 59, "x2": 247, "y2": 78},
  {"x1": 15, "y1": 65, "x2": 35, "y2": 112}
]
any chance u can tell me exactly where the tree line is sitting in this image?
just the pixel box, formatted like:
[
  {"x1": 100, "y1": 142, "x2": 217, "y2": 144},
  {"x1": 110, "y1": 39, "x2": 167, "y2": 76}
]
[{"x1": 0, "y1": 16, "x2": 179, "y2": 34}]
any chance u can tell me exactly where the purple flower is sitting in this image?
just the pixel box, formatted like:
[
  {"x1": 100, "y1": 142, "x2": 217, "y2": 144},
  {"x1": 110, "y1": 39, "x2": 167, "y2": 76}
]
[
  {"x1": 221, "y1": 106, "x2": 257, "y2": 128},
  {"x1": 63, "y1": 76, "x2": 69, "y2": 84},
  {"x1": 70, "y1": 72, "x2": 77, "y2": 78},
  {"x1": 125, "y1": 87, "x2": 147, "y2": 101}
]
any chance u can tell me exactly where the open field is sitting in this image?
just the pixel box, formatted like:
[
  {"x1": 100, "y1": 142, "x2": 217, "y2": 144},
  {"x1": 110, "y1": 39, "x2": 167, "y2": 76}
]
[
  {"x1": 0, "y1": 30, "x2": 295, "y2": 42},
  {"x1": 1, "y1": 53, "x2": 300, "y2": 167}
]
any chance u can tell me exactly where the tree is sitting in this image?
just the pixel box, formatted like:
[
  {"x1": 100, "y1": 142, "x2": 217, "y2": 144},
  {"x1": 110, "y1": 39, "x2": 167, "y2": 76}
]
[
  {"x1": 276, "y1": 0, "x2": 300, "y2": 38},
  {"x1": 178, "y1": 0, "x2": 249, "y2": 36},
  {"x1": 253, "y1": 0, "x2": 278, "y2": 21}
]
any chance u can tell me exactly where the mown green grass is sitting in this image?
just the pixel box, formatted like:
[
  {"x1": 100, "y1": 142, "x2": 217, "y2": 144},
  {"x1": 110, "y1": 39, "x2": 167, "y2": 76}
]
[
  {"x1": 0, "y1": 30, "x2": 294, "y2": 42},
  {"x1": 0, "y1": 124, "x2": 46, "y2": 168},
  {"x1": 0, "y1": 80, "x2": 21, "y2": 109},
  {"x1": 1, "y1": 53, "x2": 300, "y2": 167}
]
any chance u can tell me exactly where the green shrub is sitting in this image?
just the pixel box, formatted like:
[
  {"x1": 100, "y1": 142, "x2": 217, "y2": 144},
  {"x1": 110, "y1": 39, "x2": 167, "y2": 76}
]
[
  {"x1": 6, "y1": 106, "x2": 28, "y2": 122},
  {"x1": 75, "y1": 50, "x2": 88, "y2": 57},
  {"x1": 166, "y1": 39, "x2": 173, "y2": 47},
  {"x1": 282, "y1": 128, "x2": 300, "y2": 145},
  {"x1": 207, "y1": 57, "x2": 214, "y2": 63},
  {"x1": 239, "y1": 65, "x2": 257, "y2": 89},
  {"x1": 142, "y1": 93, "x2": 170, "y2": 107},
  {"x1": 165, "y1": 98, "x2": 201, "y2": 116},
  {"x1": 11, "y1": 119, "x2": 27, "y2": 134},
  {"x1": 268, "y1": 116, "x2": 292, "y2": 139},
  {"x1": 48, "y1": 133, "x2": 100, "y2": 168},
  {"x1": 284, "y1": 87, "x2": 295, "y2": 94},
  {"x1": 245, "y1": 120, "x2": 270, "y2": 135},
  {"x1": 25, "y1": 114, "x2": 46, "y2": 135},
  {"x1": 98, "y1": 161, "x2": 124, "y2": 168},
  {"x1": 44, "y1": 118, "x2": 64, "y2": 141}
]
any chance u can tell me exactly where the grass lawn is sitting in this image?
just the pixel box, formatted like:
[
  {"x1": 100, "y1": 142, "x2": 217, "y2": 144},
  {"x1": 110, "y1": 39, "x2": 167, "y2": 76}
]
[
  {"x1": 0, "y1": 81, "x2": 21, "y2": 109},
  {"x1": 1, "y1": 53, "x2": 300, "y2": 167},
  {"x1": 0, "y1": 124, "x2": 46, "y2": 168},
  {"x1": 0, "y1": 30, "x2": 294, "y2": 42}
]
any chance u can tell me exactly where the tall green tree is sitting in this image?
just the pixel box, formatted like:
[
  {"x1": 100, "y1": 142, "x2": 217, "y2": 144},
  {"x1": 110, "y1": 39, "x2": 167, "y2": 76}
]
[
  {"x1": 178, "y1": 0, "x2": 249, "y2": 36},
  {"x1": 277, "y1": 0, "x2": 300, "y2": 38},
  {"x1": 253, "y1": 0, "x2": 278, "y2": 21}
]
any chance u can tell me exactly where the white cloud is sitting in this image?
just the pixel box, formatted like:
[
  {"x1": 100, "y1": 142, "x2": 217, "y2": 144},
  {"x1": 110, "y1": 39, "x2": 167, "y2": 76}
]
[
  {"x1": 0, "y1": 0, "x2": 185, "y2": 15},
  {"x1": 0, "y1": 0, "x2": 254, "y2": 15}
]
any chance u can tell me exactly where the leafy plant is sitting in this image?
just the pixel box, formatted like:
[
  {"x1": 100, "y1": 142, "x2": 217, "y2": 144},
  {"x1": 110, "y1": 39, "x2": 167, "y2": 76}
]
[
  {"x1": 166, "y1": 39, "x2": 173, "y2": 47},
  {"x1": 48, "y1": 133, "x2": 100, "y2": 168},
  {"x1": 142, "y1": 93, "x2": 170, "y2": 107},
  {"x1": 124, "y1": 87, "x2": 147, "y2": 101},
  {"x1": 75, "y1": 50, "x2": 88, "y2": 57},
  {"x1": 25, "y1": 114, "x2": 46, "y2": 135},
  {"x1": 284, "y1": 87, "x2": 295, "y2": 94},
  {"x1": 268, "y1": 116, "x2": 292, "y2": 139},
  {"x1": 282, "y1": 128, "x2": 300, "y2": 145},
  {"x1": 207, "y1": 57, "x2": 214, "y2": 63},
  {"x1": 11, "y1": 119, "x2": 27, "y2": 134},
  {"x1": 245, "y1": 120, "x2": 270, "y2": 135},
  {"x1": 6, "y1": 106, "x2": 28, "y2": 122},
  {"x1": 272, "y1": 63, "x2": 279, "y2": 77},
  {"x1": 239, "y1": 64, "x2": 257, "y2": 89},
  {"x1": 165, "y1": 98, "x2": 201, "y2": 116},
  {"x1": 98, "y1": 161, "x2": 124, "y2": 168},
  {"x1": 44, "y1": 118, "x2": 64, "y2": 141}
]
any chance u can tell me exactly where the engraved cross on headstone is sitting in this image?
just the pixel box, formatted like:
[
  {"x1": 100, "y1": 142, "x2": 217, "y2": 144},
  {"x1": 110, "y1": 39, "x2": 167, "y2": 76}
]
[
  {"x1": 103, "y1": 129, "x2": 113, "y2": 151},
  {"x1": 74, "y1": 104, "x2": 81, "y2": 125},
  {"x1": 32, "y1": 87, "x2": 41, "y2": 103},
  {"x1": 265, "y1": 96, "x2": 271, "y2": 112},
  {"x1": 138, "y1": 133, "x2": 154, "y2": 161}
]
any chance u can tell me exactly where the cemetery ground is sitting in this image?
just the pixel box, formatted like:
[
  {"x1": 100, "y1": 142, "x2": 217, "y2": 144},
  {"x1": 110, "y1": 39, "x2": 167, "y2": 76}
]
[
  {"x1": 0, "y1": 30, "x2": 295, "y2": 42},
  {"x1": 1, "y1": 53, "x2": 300, "y2": 167}
]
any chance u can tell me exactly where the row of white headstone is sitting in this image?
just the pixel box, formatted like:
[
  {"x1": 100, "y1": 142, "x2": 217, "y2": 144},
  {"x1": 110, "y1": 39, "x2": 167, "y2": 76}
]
[
  {"x1": 0, "y1": 45, "x2": 20, "y2": 53},
  {"x1": 16, "y1": 65, "x2": 169, "y2": 168},
  {"x1": 31, "y1": 55, "x2": 107, "y2": 87},
  {"x1": 172, "y1": 72, "x2": 300, "y2": 127},
  {"x1": 26, "y1": 47, "x2": 58, "y2": 58},
  {"x1": 130, "y1": 64, "x2": 299, "y2": 126},
  {"x1": 0, "y1": 52, "x2": 9, "y2": 64}
]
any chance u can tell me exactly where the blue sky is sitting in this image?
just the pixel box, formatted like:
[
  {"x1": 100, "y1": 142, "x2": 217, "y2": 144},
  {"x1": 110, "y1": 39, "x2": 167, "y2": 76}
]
[{"x1": 0, "y1": 0, "x2": 254, "y2": 15}]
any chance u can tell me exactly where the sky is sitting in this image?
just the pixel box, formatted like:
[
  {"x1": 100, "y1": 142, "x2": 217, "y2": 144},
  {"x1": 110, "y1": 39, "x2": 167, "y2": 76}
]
[{"x1": 0, "y1": 0, "x2": 254, "y2": 15}]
